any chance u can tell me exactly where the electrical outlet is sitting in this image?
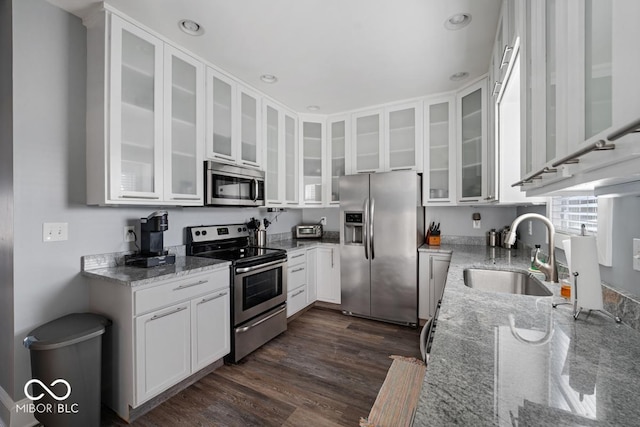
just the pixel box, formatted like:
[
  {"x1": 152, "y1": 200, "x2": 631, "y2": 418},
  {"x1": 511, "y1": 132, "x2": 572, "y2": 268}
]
[
  {"x1": 633, "y1": 238, "x2": 640, "y2": 271},
  {"x1": 320, "y1": 216, "x2": 327, "y2": 226},
  {"x1": 124, "y1": 226, "x2": 135, "y2": 242},
  {"x1": 43, "y1": 222, "x2": 68, "y2": 242},
  {"x1": 473, "y1": 220, "x2": 481, "y2": 229},
  {"x1": 528, "y1": 220, "x2": 533, "y2": 236}
]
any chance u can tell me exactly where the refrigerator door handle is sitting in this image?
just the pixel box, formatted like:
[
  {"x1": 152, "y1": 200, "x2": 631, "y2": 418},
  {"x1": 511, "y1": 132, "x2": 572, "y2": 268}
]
[
  {"x1": 370, "y1": 197, "x2": 375, "y2": 260},
  {"x1": 364, "y1": 198, "x2": 370, "y2": 260}
]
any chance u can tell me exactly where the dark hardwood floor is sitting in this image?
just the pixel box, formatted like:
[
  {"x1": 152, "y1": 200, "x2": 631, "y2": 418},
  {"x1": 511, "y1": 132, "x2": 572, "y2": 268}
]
[{"x1": 103, "y1": 307, "x2": 422, "y2": 427}]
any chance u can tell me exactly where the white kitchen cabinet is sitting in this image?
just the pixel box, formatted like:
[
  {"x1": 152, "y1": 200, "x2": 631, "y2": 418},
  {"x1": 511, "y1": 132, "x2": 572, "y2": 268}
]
[
  {"x1": 191, "y1": 289, "x2": 230, "y2": 371},
  {"x1": 238, "y1": 86, "x2": 262, "y2": 169},
  {"x1": 287, "y1": 249, "x2": 309, "y2": 317},
  {"x1": 88, "y1": 267, "x2": 230, "y2": 420},
  {"x1": 385, "y1": 102, "x2": 423, "y2": 172},
  {"x1": 327, "y1": 115, "x2": 350, "y2": 205},
  {"x1": 300, "y1": 117, "x2": 326, "y2": 205},
  {"x1": 457, "y1": 78, "x2": 489, "y2": 203},
  {"x1": 423, "y1": 96, "x2": 456, "y2": 205},
  {"x1": 263, "y1": 101, "x2": 298, "y2": 206},
  {"x1": 418, "y1": 252, "x2": 451, "y2": 320},
  {"x1": 86, "y1": 12, "x2": 205, "y2": 206},
  {"x1": 163, "y1": 45, "x2": 204, "y2": 204},
  {"x1": 306, "y1": 248, "x2": 318, "y2": 305},
  {"x1": 135, "y1": 302, "x2": 191, "y2": 404},
  {"x1": 352, "y1": 109, "x2": 384, "y2": 173},
  {"x1": 316, "y1": 246, "x2": 341, "y2": 304}
]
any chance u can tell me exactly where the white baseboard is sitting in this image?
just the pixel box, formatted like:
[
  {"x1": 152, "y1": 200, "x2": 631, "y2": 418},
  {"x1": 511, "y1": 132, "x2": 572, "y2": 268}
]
[{"x1": 0, "y1": 387, "x2": 37, "y2": 427}]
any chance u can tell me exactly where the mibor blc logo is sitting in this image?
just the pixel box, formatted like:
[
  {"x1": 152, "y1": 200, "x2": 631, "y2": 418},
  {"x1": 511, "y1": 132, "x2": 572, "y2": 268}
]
[{"x1": 17, "y1": 378, "x2": 79, "y2": 415}]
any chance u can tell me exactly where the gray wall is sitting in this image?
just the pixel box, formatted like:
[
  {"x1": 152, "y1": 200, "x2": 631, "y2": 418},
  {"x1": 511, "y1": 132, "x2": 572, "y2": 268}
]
[
  {"x1": 426, "y1": 205, "x2": 519, "y2": 238},
  {"x1": 0, "y1": 0, "x2": 14, "y2": 415},
  {"x1": 9, "y1": 0, "x2": 302, "y2": 401},
  {"x1": 517, "y1": 199, "x2": 640, "y2": 296},
  {"x1": 302, "y1": 207, "x2": 340, "y2": 231}
]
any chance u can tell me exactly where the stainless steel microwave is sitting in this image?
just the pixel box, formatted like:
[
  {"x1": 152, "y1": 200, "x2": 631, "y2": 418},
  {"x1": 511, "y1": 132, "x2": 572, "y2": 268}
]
[{"x1": 205, "y1": 161, "x2": 265, "y2": 207}]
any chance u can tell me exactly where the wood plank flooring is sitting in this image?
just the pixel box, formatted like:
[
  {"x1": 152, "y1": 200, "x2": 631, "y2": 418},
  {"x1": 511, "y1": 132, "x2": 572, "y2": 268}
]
[{"x1": 102, "y1": 307, "x2": 421, "y2": 427}]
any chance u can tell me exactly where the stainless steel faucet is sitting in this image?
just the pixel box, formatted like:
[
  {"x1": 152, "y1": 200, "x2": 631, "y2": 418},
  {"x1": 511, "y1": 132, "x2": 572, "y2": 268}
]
[{"x1": 505, "y1": 213, "x2": 558, "y2": 283}]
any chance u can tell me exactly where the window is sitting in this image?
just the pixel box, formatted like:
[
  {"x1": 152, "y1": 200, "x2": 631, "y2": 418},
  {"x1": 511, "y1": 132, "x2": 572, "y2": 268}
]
[{"x1": 550, "y1": 196, "x2": 598, "y2": 235}]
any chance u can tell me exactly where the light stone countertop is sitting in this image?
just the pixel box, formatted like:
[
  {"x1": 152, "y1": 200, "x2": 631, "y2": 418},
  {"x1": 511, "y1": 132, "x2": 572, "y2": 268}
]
[
  {"x1": 413, "y1": 244, "x2": 640, "y2": 426},
  {"x1": 265, "y1": 238, "x2": 340, "y2": 251},
  {"x1": 81, "y1": 256, "x2": 230, "y2": 287}
]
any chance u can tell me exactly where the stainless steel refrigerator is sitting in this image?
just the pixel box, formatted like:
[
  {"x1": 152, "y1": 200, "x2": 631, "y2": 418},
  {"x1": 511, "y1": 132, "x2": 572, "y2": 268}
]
[{"x1": 340, "y1": 170, "x2": 424, "y2": 326}]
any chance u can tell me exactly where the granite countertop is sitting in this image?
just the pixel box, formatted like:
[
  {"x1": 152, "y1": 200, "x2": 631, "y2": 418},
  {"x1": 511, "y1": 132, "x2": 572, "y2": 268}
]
[
  {"x1": 266, "y1": 237, "x2": 340, "y2": 251},
  {"x1": 82, "y1": 256, "x2": 230, "y2": 288},
  {"x1": 413, "y1": 244, "x2": 640, "y2": 426}
]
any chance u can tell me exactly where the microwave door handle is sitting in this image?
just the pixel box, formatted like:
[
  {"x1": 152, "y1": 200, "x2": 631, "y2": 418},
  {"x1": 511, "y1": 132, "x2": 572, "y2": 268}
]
[
  {"x1": 252, "y1": 179, "x2": 259, "y2": 202},
  {"x1": 364, "y1": 198, "x2": 369, "y2": 260}
]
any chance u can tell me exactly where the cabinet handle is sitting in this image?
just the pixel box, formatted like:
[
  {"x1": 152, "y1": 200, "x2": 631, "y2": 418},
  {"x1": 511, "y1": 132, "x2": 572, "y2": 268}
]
[
  {"x1": 291, "y1": 267, "x2": 305, "y2": 273},
  {"x1": 551, "y1": 139, "x2": 615, "y2": 168},
  {"x1": 170, "y1": 196, "x2": 200, "y2": 201},
  {"x1": 291, "y1": 253, "x2": 305, "y2": 259},
  {"x1": 391, "y1": 167, "x2": 413, "y2": 171},
  {"x1": 331, "y1": 249, "x2": 334, "y2": 268},
  {"x1": 499, "y1": 45, "x2": 512, "y2": 69},
  {"x1": 357, "y1": 170, "x2": 376, "y2": 174},
  {"x1": 173, "y1": 279, "x2": 208, "y2": 291},
  {"x1": 458, "y1": 199, "x2": 480, "y2": 203},
  {"x1": 212, "y1": 154, "x2": 233, "y2": 161},
  {"x1": 150, "y1": 306, "x2": 188, "y2": 321},
  {"x1": 241, "y1": 161, "x2": 259, "y2": 168},
  {"x1": 269, "y1": 202, "x2": 283, "y2": 205},
  {"x1": 430, "y1": 256, "x2": 433, "y2": 280},
  {"x1": 198, "y1": 291, "x2": 228, "y2": 304},
  {"x1": 484, "y1": 196, "x2": 495, "y2": 200},
  {"x1": 120, "y1": 194, "x2": 160, "y2": 199},
  {"x1": 511, "y1": 167, "x2": 558, "y2": 187},
  {"x1": 292, "y1": 289, "x2": 305, "y2": 298},
  {"x1": 492, "y1": 81, "x2": 502, "y2": 96}
]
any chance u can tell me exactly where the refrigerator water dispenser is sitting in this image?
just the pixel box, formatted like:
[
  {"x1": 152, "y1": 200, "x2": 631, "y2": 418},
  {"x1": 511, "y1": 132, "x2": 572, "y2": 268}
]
[{"x1": 344, "y1": 212, "x2": 363, "y2": 245}]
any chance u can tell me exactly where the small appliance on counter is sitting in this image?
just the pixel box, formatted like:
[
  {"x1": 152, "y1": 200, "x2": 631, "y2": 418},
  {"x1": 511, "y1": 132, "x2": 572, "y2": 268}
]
[
  {"x1": 295, "y1": 224, "x2": 323, "y2": 239},
  {"x1": 125, "y1": 211, "x2": 176, "y2": 268}
]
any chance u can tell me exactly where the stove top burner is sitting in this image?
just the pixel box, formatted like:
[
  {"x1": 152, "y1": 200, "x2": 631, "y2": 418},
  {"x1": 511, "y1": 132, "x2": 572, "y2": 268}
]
[{"x1": 195, "y1": 246, "x2": 285, "y2": 262}]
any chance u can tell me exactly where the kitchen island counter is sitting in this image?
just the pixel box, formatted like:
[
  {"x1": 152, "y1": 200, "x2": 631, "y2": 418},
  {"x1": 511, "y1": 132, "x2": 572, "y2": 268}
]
[{"x1": 413, "y1": 244, "x2": 640, "y2": 426}]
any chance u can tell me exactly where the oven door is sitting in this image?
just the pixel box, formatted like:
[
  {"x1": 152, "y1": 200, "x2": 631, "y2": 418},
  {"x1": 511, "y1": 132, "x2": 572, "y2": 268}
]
[
  {"x1": 233, "y1": 260, "x2": 287, "y2": 325},
  {"x1": 206, "y1": 170, "x2": 265, "y2": 207}
]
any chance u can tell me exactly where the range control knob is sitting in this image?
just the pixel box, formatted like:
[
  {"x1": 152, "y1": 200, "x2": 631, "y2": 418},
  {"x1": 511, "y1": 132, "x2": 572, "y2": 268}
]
[
  {"x1": 202, "y1": 230, "x2": 207, "y2": 236},
  {"x1": 243, "y1": 227, "x2": 247, "y2": 231},
  {"x1": 195, "y1": 231, "x2": 201, "y2": 236},
  {"x1": 237, "y1": 227, "x2": 242, "y2": 232}
]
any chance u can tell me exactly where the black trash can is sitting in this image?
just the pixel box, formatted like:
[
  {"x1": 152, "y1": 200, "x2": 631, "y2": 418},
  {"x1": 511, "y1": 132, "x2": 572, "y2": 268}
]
[{"x1": 23, "y1": 313, "x2": 111, "y2": 427}]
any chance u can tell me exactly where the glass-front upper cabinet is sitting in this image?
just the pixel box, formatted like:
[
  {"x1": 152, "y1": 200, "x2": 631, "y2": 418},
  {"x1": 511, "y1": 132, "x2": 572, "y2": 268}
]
[
  {"x1": 300, "y1": 118, "x2": 325, "y2": 205},
  {"x1": 385, "y1": 102, "x2": 422, "y2": 172},
  {"x1": 423, "y1": 97, "x2": 455, "y2": 205},
  {"x1": 264, "y1": 103, "x2": 280, "y2": 204},
  {"x1": 163, "y1": 46, "x2": 204, "y2": 205},
  {"x1": 238, "y1": 86, "x2": 261, "y2": 169},
  {"x1": 206, "y1": 68, "x2": 236, "y2": 163},
  {"x1": 263, "y1": 103, "x2": 297, "y2": 206},
  {"x1": 109, "y1": 15, "x2": 164, "y2": 201},
  {"x1": 456, "y1": 79, "x2": 487, "y2": 203},
  {"x1": 284, "y1": 113, "x2": 298, "y2": 205},
  {"x1": 327, "y1": 115, "x2": 350, "y2": 204},
  {"x1": 352, "y1": 110, "x2": 384, "y2": 173}
]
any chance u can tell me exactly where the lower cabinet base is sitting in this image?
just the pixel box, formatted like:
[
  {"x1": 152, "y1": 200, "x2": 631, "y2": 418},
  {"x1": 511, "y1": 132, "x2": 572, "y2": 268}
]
[{"x1": 112, "y1": 358, "x2": 224, "y2": 423}]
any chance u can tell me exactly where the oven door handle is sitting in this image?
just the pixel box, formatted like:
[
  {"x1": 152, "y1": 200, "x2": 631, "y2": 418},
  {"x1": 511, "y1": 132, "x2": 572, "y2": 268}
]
[
  {"x1": 236, "y1": 305, "x2": 286, "y2": 333},
  {"x1": 235, "y1": 259, "x2": 285, "y2": 274}
]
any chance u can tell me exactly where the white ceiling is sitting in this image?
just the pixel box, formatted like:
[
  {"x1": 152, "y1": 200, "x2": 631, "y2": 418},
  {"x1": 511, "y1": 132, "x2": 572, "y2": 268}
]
[{"x1": 46, "y1": 0, "x2": 501, "y2": 114}]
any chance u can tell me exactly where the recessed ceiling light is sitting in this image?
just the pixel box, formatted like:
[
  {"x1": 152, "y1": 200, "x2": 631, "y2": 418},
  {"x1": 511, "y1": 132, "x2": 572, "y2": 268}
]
[
  {"x1": 260, "y1": 74, "x2": 278, "y2": 84},
  {"x1": 179, "y1": 19, "x2": 204, "y2": 36},
  {"x1": 444, "y1": 13, "x2": 472, "y2": 30},
  {"x1": 307, "y1": 105, "x2": 320, "y2": 112},
  {"x1": 450, "y1": 71, "x2": 469, "y2": 81}
]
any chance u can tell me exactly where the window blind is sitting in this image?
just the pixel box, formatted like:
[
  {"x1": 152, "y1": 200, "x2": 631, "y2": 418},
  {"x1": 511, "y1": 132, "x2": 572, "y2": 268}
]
[{"x1": 550, "y1": 196, "x2": 598, "y2": 235}]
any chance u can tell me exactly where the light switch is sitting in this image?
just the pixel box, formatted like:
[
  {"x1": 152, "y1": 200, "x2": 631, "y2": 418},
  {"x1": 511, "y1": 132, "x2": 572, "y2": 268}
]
[{"x1": 633, "y1": 239, "x2": 640, "y2": 271}]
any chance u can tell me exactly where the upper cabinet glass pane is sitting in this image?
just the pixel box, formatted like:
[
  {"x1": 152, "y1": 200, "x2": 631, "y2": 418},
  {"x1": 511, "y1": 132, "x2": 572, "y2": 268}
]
[
  {"x1": 303, "y1": 122, "x2": 322, "y2": 202},
  {"x1": 428, "y1": 102, "x2": 449, "y2": 199},
  {"x1": 120, "y1": 29, "x2": 156, "y2": 193},
  {"x1": 240, "y1": 92, "x2": 258, "y2": 163},
  {"x1": 545, "y1": 0, "x2": 557, "y2": 162},
  {"x1": 584, "y1": 0, "x2": 612, "y2": 139},
  {"x1": 284, "y1": 115, "x2": 297, "y2": 202},
  {"x1": 331, "y1": 120, "x2": 346, "y2": 202},
  {"x1": 356, "y1": 114, "x2": 380, "y2": 171},
  {"x1": 460, "y1": 89, "x2": 482, "y2": 199},
  {"x1": 211, "y1": 76, "x2": 233, "y2": 157},
  {"x1": 388, "y1": 108, "x2": 416, "y2": 169},
  {"x1": 266, "y1": 106, "x2": 279, "y2": 200}
]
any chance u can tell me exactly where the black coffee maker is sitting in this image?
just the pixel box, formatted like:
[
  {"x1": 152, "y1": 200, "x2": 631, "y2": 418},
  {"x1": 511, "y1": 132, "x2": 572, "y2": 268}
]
[{"x1": 126, "y1": 211, "x2": 176, "y2": 267}]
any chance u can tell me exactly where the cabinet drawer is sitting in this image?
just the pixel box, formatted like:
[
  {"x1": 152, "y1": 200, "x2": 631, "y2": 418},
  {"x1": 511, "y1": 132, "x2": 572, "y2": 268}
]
[
  {"x1": 287, "y1": 250, "x2": 307, "y2": 266},
  {"x1": 288, "y1": 264, "x2": 306, "y2": 292},
  {"x1": 135, "y1": 269, "x2": 229, "y2": 315},
  {"x1": 287, "y1": 286, "x2": 307, "y2": 317}
]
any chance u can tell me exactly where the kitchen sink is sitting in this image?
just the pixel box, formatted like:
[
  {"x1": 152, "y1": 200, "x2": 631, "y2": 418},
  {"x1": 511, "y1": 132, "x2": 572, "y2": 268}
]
[{"x1": 463, "y1": 268, "x2": 553, "y2": 296}]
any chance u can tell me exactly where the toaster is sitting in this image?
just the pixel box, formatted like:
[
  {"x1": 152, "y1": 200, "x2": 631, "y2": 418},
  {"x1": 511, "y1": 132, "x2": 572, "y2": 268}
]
[{"x1": 295, "y1": 224, "x2": 323, "y2": 239}]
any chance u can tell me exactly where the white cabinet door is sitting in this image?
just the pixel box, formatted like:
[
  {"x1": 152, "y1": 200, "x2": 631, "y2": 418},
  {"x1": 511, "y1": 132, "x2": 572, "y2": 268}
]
[
  {"x1": 457, "y1": 78, "x2": 488, "y2": 203},
  {"x1": 306, "y1": 248, "x2": 317, "y2": 305},
  {"x1": 191, "y1": 288, "x2": 230, "y2": 371},
  {"x1": 385, "y1": 102, "x2": 423, "y2": 172},
  {"x1": 108, "y1": 15, "x2": 164, "y2": 202},
  {"x1": 287, "y1": 286, "x2": 307, "y2": 318},
  {"x1": 418, "y1": 253, "x2": 451, "y2": 320},
  {"x1": 238, "y1": 86, "x2": 262, "y2": 169},
  {"x1": 163, "y1": 46, "x2": 204, "y2": 205},
  {"x1": 300, "y1": 118, "x2": 325, "y2": 205},
  {"x1": 316, "y1": 246, "x2": 341, "y2": 304},
  {"x1": 423, "y1": 96, "x2": 456, "y2": 205},
  {"x1": 327, "y1": 115, "x2": 350, "y2": 205},
  {"x1": 352, "y1": 110, "x2": 384, "y2": 173},
  {"x1": 135, "y1": 302, "x2": 191, "y2": 405},
  {"x1": 264, "y1": 102, "x2": 282, "y2": 204},
  {"x1": 283, "y1": 113, "x2": 299, "y2": 205},
  {"x1": 205, "y1": 67, "x2": 236, "y2": 163}
]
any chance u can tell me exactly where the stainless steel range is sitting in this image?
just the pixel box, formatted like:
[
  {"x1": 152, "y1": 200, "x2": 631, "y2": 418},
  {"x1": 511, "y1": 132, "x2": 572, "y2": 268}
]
[{"x1": 186, "y1": 224, "x2": 287, "y2": 363}]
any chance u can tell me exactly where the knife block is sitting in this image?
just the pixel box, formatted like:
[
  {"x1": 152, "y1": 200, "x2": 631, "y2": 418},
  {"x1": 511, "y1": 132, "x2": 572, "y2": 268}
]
[{"x1": 428, "y1": 234, "x2": 441, "y2": 246}]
